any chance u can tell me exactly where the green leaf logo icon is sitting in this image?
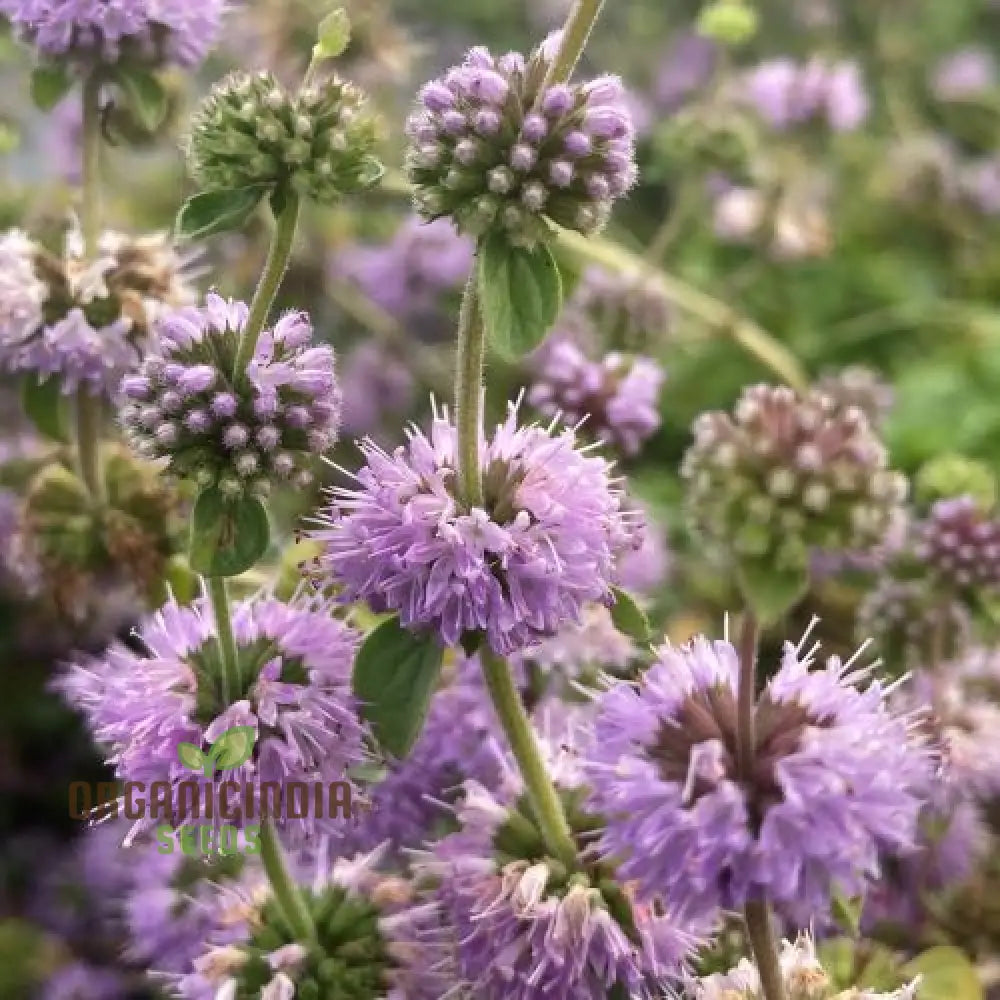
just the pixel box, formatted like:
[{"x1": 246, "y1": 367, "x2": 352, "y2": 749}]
[{"x1": 176, "y1": 726, "x2": 256, "y2": 778}]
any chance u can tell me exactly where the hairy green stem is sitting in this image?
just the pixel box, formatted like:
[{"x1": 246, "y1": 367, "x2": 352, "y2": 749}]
[
  {"x1": 76, "y1": 74, "x2": 105, "y2": 500},
  {"x1": 454, "y1": 273, "x2": 485, "y2": 509},
  {"x1": 233, "y1": 191, "x2": 301, "y2": 380},
  {"x1": 75, "y1": 393, "x2": 104, "y2": 500},
  {"x1": 481, "y1": 648, "x2": 578, "y2": 869},
  {"x1": 260, "y1": 819, "x2": 316, "y2": 941},
  {"x1": 541, "y1": 0, "x2": 607, "y2": 89},
  {"x1": 207, "y1": 576, "x2": 241, "y2": 705},
  {"x1": 736, "y1": 613, "x2": 785, "y2": 1000},
  {"x1": 744, "y1": 901, "x2": 787, "y2": 1000}
]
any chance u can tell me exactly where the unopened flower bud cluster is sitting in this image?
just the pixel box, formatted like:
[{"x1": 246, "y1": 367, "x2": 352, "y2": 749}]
[
  {"x1": 405, "y1": 42, "x2": 636, "y2": 247},
  {"x1": 187, "y1": 70, "x2": 382, "y2": 204},
  {"x1": 682, "y1": 384, "x2": 908, "y2": 569},
  {"x1": 121, "y1": 295, "x2": 340, "y2": 496},
  {"x1": 915, "y1": 495, "x2": 1000, "y2": 591}
]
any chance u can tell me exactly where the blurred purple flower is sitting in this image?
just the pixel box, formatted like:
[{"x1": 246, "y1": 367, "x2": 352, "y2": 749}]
[
  {"x1": 332, "y1": 216, "x2": 472, "y2": 326},
  {"x1": 312, "y1": 400, "x2": 642, "y2": 654},
  {"x1": 931, "y1": 47, "x2": 997, "y2": 101},
  {"x1": 0, "y1": 0, "x2": 226, "y2": 67},
  {"x1": 654, "y1": 32, "x2": 718, "y2": 112},
  {"x1": 339, "y1": 340, "x2": 416, "y2": 438}
]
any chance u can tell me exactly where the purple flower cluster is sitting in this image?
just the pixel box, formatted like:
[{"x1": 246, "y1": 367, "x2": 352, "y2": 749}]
[
  {"x1": 815, "y1": 365, "x2": 895, "y2": 430},
  {"x1": 56, "y1": 592, "x2": 365, "y2": 842},
  {"x1": 742, "y1": 56, "x2": 869, "y2": 132},
  {"x1": 0, "y1": 0, "x2": 225, "y2": 68},
  {"x1": 0, "y1": 227, "x2": 195, "y2": 397},
  {"x1": 405, "y1": 40, "x2": 637, "y2": 246},
  {"x1": 584, "y1": 626, "x2": 931, "y2": 925},
  {"x1": 519, "y1": 604, "x2": 637, "y2": 682},
  {"x1": 915, "y1": 494, "x2": 1000, "y2": 591},
  {"x1": 312, "y1": 401, "x2": 642, "y2": 654},
  {"x1": 331, "y1": 215, "x2": 473, "y2": 324},
  {"x1": 120, "y1": 294, "x2": 340, "y2": 495},
  {"x1": 528, "y1": 336, "x2": 664, "y2": 455},
  {"x1": 416, "y1": 727, "x2": 706, "y2": 1000},
  {"x1": 571, "y1": 265, "x2": 672, "y2": 351}
]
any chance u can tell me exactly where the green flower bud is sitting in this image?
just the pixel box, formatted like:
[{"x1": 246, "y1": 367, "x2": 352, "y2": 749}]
[
  {"x1": 697, "y1": 0, "x2": 759, "y2": 46},
  {"x1": 187, "y1": 70, "x2": 383, "y2": 205}
]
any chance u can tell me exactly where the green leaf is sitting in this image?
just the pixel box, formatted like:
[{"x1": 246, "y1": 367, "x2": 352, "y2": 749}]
[
  {"x1": 175, "y1": 185, "x2": 269, "y2": 241},
  {"x1": 30, "y1": 64, "x2": 73, "y2": 111},
  {"x1": 176, "y1": 742, "x2": 205, "y2": 772},
  {"x1": 902, "y1": 946, "x2": 983, "y2": 1000},
  {"x1": 165, "y1": 555, "x2": 200, "y2": 605},
  {"x1": 314, "y1": 7, "x2": 351, "y2": 60},
  {"x1": 735, "y1": 557, "x2": 809, "y2": 627},
  {"x1": 352, "y1": 616, "x2": 444, "y2": 759},
  {"x1": 21, "y1": 378, "x2": 68, "y2": 443},
  {"x1": 113, "y1": 65, "x2": 168, "y2": 132},
  {"x1": 188, "y1": 487, "x2": 270, "y2": 578},
  {"x1": 830, "y1": 890, "x2": 864, "y2": 939},
  {"x1": 208, "y1": 725, "x2": 257, "y2": 775},
  {"x1": 478, "y1": 233, "x2": 563, "y2": 359},
  {"x1": 609, "y1": 586, "x2": 651, "y2": 643}
]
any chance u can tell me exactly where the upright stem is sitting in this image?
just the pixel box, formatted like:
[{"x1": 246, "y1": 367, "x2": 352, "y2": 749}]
[
  {"x1": 80, "y1": 74, "x2": 102, "y2": 256},
  {"x1": 76, "y1": 74, "x2": 105, "y2": 501},
  {"x1": 540, "y1": 0, "x2": 607, "y2": 90},
  {"x1": 745, "y1": 901, "x2": 787, "y2": 1000},
  {"x1": 207, "y1": 576, "x2": 240, "y2": 705},
  {"x1": 453, "y1": 274, "x2": 485, "y2": 509},
  {"x1": 481, "y1": 648, "x2": 578, "y2": 869},
  {"x1": 260, "y1": 819, "x2": 316, "y2": 941},
  {"x1": 735, "y1": 611, "x2": 758, "y2": 781},
  {"x1": 232, "y1": 192, "x2": 302, "y2": 380},
  {"x1": 735, "y1": 612, "x2": 786, "y2": 1000}
]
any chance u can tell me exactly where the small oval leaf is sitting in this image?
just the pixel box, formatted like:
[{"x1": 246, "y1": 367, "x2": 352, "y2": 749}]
[
  {"x1": 113, "y1": 65, "x2": 167, "y2": 132},
  {"x1": 21, "y1": 377, "x2": 69, "y2": 443},
  {"x1": 31, "y1": 64, "x2": 73, "y2": 111},
  {"x1": 478, "y1": 233, "x2": 563, "y2": 359},
  {"x1": 209, "y1": 725, "x2": 257, "y2": 773},
  {"x1": 735, "y1": 557, "x2": 809, "y2": 627},
  {"x1": 609, "y1": 586, "x2": 650, "y2": 643},
  {"x1": 188, "y1": 487, "x2": 270, "y2": 579},
  {"x1": 314, "y1": 7, "x2": 351, "y2": 60},
  {"x1": 176, "y1": 186, "x2": 270, "y2": 241},
  {"x1": 176, "y1": 742, "x2": 205, "y2": 772},
  {"x1": 352, "y1": 616, "x2": 445, "y2": 759}
]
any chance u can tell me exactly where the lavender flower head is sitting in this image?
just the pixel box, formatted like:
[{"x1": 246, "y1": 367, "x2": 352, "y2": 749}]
[
  {"x1": 405, "y1": 39, "x2": 637, "y2": 247},
  {"x1": 178, "y1": 844, "x2": 444, "y2": 1000},
  {"x1": 0, "y1": 0, "x2": 225, "y2": 68},
  {"x1": 332, "y1": 215, "x2": 472, "y2": 323},
  {"x1": 742, "y1": 57, "x2": 869, "y2": 132},
  {"x1": 312, "y1": 400, "x2": 642, "y2": 654},
  {"x1": 654, "y1": 32, "x2": 718, "y2": 112},
  {"x1": 682, "y1": 384, "x2": 908, "y2": 573},
  {"x1": 0, "y1": 226, "x2": 195, "y2": 397},
  {"x1": 56, "y1": 591, "x2": 365, "y2": 843},
  {"x1": 529, "y1": 337, "x2": 665, "y2": 456},
  {"x1": 692, "y1": 934, "x2": 920, "y2": 999},
  {"x1": 584, "y1": 622, "x2": 931, "y2": 925},
  {"x1": 187, "y1": 70, "x2": 382, "y2": 205},
  {"x1": 120, "y1": 294, "x2": 340, "y2": 496},
  {"x1": 415, "y1": 723, "x2": 707, "y2": 1000},
  {"x1": 615, "y1": 501, "x2": 672, "y2": 596},
  {"x1": 914, "y1": 494, "x2": 1000, "y2": 592}
]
